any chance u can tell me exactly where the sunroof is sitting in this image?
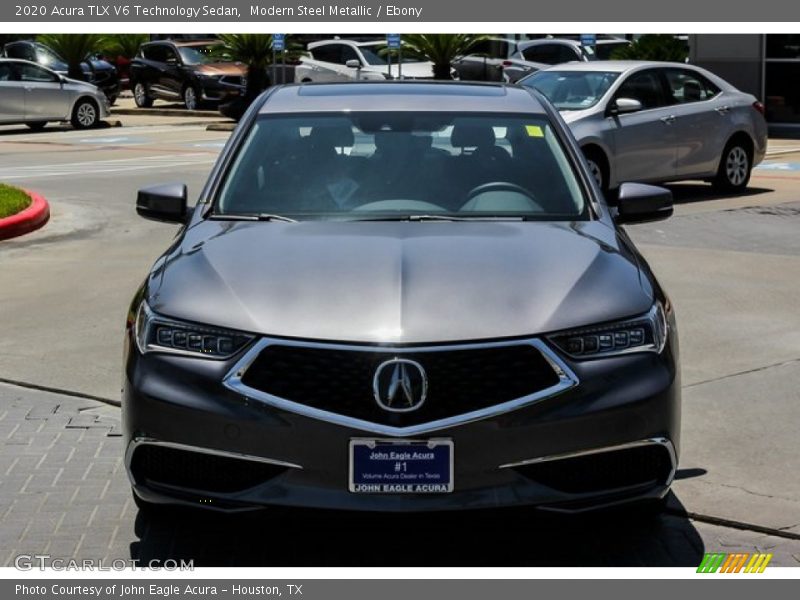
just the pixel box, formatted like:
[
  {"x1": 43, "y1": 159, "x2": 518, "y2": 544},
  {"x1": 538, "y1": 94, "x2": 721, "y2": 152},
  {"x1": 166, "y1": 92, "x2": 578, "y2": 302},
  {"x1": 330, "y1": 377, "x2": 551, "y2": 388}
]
[{"x1": 297, "y1": 83, "x2": 507, "y2": 97}]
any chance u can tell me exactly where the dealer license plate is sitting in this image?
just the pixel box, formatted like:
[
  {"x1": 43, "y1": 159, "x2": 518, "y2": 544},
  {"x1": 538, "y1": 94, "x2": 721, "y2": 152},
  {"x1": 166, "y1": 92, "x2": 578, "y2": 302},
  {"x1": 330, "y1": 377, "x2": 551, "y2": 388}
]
[{"x1": 349, "y1": 439, "x2": 453, "y2": 494}]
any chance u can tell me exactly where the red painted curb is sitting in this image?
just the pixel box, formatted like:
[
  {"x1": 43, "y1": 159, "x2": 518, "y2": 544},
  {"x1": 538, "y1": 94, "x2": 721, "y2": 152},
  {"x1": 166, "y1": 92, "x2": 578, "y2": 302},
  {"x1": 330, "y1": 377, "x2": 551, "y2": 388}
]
[{"x1": 0, "y1": 190, "x2": 50, "y2": 242}]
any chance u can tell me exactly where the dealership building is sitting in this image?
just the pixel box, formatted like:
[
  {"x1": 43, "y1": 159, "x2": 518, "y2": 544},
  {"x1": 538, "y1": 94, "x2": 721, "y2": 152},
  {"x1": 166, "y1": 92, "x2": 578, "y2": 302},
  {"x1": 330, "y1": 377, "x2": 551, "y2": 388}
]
[{"x1": 690, "y1": 34, "x2": 800, "y2": 130}]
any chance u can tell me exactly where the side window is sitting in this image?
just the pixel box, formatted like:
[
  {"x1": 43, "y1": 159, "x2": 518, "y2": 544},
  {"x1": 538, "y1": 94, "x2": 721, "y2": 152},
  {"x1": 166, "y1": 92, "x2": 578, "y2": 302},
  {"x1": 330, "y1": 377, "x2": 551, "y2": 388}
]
[
  {"x1": 5, "y1": 43, "x2": 34, "y2": 61},
  {"x1": 18, "y1": 63, "x2": 59, "y2": 83},
  {"x1": 340, "y1": 45, "x2": 359, "y2": 65},
  {"x1": 0, "y1": 63, "x2": 16, "y2": 81},
  {"x1": 311, "y1": 44, "x2": 341, "y2": 64},
  {"x1": 614, "y1": 70, "x2": 668, "y2": 110},
  {"x1": 554, "y1": 44, "x2": 581, "y2": 63},
  {"x1": 523, "y1": 44, "x2": 558, "y2": 64},
  {"x1": 162, "y1": 46, "x2": 179, "y2": 64},
  {"x1": 143, "y1": 44, "x2": 165, "y2": 62},
  {"x1": 663, "y1": 68, "x2": 721, "y2": 104}
]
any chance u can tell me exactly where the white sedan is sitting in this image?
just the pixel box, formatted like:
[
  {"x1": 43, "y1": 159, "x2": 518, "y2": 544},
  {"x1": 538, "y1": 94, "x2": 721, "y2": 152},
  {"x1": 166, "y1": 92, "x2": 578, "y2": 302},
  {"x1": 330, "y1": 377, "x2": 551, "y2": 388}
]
[{"x1": 294, "y1": 39, "x2": 438, "y2": 82}]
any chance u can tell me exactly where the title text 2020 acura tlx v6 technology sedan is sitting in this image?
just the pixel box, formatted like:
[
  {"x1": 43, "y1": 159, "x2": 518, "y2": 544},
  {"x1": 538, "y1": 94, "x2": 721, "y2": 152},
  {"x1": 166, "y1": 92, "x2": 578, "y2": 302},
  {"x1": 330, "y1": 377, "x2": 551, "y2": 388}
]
[{"x1": 124, "y1": 82, "x2": 680, "y2": 514}]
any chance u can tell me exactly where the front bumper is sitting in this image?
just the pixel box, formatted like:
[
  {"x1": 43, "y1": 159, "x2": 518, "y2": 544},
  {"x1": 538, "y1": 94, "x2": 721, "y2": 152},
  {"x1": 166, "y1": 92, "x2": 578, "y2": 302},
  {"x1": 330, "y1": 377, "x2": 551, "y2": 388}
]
[
  {"x1": 123, "y1": 326, "x2": 680, "y2": 513},
  {"x1": 197, "y1": 79, "x2": 245, "y2": 103}
]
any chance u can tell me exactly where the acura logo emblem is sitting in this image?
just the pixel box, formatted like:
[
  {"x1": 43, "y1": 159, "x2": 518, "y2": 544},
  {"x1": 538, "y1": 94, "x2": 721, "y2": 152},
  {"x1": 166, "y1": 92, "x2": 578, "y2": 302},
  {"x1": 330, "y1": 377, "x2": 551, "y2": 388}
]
[{"x1": 373, "y1": 358, "x2": 428, "y2": 413}]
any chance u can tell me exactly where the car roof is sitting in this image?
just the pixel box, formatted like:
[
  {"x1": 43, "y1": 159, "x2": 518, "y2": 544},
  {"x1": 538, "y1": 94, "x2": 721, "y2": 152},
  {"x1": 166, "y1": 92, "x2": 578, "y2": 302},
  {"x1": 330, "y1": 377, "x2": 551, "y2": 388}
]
[
  {"x1": 539, "y1": 60, "x2": 695, "y2": 73},
  {"x1": 260, "y1": 82, "x2": 547, "y2": 114},
  {"x1": 145, "y1": 39, "x2": 219, "y2": 48},
  {"x1": 308, "y1": 39, "x2": 383, "y2": 49}
]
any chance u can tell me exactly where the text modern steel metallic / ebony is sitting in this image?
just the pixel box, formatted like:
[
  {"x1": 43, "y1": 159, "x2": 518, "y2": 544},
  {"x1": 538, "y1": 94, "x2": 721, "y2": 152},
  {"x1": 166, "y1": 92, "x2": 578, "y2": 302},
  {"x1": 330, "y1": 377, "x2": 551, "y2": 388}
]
[{"x1": 123, "y1": 81, "x2": 680, "y2": 514}]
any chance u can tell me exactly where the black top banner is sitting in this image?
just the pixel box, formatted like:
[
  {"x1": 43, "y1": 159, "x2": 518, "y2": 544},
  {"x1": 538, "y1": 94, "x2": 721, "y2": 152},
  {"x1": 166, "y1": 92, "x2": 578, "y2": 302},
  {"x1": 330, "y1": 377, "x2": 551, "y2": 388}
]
[{"x1": 4, "y1": 0, "x2": 800, "y2": 22}]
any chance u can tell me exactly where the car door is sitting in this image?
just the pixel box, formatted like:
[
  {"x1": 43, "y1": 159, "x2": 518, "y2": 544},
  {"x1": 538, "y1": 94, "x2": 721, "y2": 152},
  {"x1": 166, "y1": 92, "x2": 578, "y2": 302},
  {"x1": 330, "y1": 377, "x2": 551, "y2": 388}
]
[
  {"x1": 662, "y1": 67, "x2": 729, "y2": 178},
  {"x1": 307, "y1": 44, "x2": 346, "y2": 82},
  {"x1": 0, "y1": 62, "x2": 25, "y2": 123},
  {"x1": 17, "y1": 62, "x2": 70, "y2": 121},
  {"x1": 137, "y1": 44, "x2": 166, "y2": 96},
  {"x1": 159, "y1": 45, "x2": 185, "y2": 98},
  {"x1": 607, "y1": 68, "x2": 678, "y2": 184}
]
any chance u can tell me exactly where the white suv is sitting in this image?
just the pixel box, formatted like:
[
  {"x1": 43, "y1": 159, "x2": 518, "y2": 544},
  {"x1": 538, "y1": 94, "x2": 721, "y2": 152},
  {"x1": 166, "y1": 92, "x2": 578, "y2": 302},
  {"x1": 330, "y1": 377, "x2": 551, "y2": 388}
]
[{"x1": 294, "y1": 39, "x2": 437, "y2": 82}]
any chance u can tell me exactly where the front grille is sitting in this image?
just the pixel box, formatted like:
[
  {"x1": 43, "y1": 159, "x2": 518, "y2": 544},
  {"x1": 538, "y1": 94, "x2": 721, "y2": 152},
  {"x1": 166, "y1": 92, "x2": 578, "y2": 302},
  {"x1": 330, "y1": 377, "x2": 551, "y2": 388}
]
[
  {"x1": 130, "y1": 444, "x2": 288, "y2": 494},
  {"x1": 220, "y1": 75, "x2": 244, "y2": 86},
  {"x1": 240, "y1": 343, "x2": 561, "y2": 427},
  {"x1": 513, "y1": 444, "x2": 673, "y2": 494}
]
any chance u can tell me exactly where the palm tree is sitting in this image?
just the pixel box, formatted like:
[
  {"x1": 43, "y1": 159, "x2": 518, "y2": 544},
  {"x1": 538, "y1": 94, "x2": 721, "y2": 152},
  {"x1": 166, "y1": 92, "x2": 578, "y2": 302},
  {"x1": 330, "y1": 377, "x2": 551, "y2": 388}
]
[
  {"x1": 217, "y1": 34, "x2": 274, "y2": 100},
  {"x1": 100, "y1": 34, "x2": 148, "y2": 62},
  {"x1": 610, "y1": 35, "x2": 688, "y2": 62},
  {"x1": 400, "y1": 34, "x2": 488, "y2": 80},
  {"x1": 37, "y1": 34, "x2": 106, "y2": 81}
]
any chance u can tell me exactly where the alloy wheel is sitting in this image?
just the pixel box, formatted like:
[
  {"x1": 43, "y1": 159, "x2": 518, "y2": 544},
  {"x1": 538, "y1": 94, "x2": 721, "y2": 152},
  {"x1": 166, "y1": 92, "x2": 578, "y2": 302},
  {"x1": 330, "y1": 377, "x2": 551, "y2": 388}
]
[
  {"x1": 725, "y1": 146, "x2": 749, "y2": 187},
  {"x1": 76, "y1": 102, "x2": 97, "y2": 128},
  {"x1": 184, "y1": 87, "x2": 198, "y2": 110},
  {"x1": 134, "y1": 83, "x2": 147, "y2": 106},
  {"x1": 586, "y1": 158, "x2": 604, "y2": 189}
]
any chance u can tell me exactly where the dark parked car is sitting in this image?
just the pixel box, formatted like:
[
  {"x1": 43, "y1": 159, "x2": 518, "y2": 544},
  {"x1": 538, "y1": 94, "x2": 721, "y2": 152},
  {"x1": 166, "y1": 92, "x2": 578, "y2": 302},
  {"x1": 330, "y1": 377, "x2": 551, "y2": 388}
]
[
  {"x1": 124, "y1": 81, "x2": 680, "y2": 515},
  {"x1": 2, "y1": 40, "x2": 120, "y2": 104},
  {"x1": 129, "y1": 40, "x2": 246, "y2": 110}
]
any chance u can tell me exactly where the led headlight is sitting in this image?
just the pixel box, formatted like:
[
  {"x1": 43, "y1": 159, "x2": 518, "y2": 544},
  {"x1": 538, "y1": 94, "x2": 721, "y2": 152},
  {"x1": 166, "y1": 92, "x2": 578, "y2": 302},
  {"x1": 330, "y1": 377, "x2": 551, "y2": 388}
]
[
  {"x1": 134, "y1": 302, "x2": 253, "y2": 359},
  {"x1": 549, "y1": 302, "x2": 668, "y2": 359}
]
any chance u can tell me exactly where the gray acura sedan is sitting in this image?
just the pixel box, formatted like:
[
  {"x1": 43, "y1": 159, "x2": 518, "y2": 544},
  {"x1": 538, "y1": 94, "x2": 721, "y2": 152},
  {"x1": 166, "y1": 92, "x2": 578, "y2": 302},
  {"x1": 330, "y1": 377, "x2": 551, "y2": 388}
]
[{"x1": 124, "y1": 82, "x2": 680, "y2": 514}]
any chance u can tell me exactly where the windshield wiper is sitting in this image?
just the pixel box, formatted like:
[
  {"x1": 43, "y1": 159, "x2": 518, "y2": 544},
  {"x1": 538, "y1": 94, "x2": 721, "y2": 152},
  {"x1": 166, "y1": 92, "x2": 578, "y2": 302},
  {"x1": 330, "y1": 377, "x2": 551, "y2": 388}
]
[{"x1": 210, "y1": 213, "x2": 298, "y2": 223}]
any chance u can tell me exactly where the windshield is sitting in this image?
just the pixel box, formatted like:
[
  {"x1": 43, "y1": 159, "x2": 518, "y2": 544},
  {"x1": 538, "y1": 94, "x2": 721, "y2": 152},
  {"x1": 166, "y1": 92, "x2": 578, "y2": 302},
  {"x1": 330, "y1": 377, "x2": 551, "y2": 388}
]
[
  {"x1": 215, "y1": 112, "x2": 588, "y2": 221},
  {"x1": 34, "y1": 43, "x2": 64, "y2": 67},
  {"x1": 178, "y1": 44, "x2": 219, "y2": 65},
  {"x1": 360, "y1": 45, "x2": 424, "y2": 66},
  {"x1": 522, "y1": 71, "x2": 620, "y2": 110}
]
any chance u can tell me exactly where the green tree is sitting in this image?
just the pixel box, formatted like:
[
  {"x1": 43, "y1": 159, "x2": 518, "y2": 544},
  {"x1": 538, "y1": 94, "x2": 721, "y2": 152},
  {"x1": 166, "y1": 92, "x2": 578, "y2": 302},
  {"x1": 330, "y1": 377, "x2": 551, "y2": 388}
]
[
  {"x1": 217, "y1": 34, "x2": 275, "y2": 100},
  {"x1": 37, "y1": 34, "x2": 106, "y2": 80},
  {"x1": 100, "y1": 34, "x2": 148, "y2": 61},
  {"x1": 610, "y1": 35, "x2": 689, "y2": 62},
  {"x1": 400, "y1": 34, "x2": 488, "y2": 79}
]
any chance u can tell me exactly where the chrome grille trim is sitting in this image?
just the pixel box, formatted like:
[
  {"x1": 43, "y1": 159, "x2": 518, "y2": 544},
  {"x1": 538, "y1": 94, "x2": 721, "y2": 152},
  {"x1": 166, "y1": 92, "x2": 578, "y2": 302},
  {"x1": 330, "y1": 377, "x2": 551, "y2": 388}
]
[{"x1": 222, "y1": 337, "x2": 579, "y2": 437}]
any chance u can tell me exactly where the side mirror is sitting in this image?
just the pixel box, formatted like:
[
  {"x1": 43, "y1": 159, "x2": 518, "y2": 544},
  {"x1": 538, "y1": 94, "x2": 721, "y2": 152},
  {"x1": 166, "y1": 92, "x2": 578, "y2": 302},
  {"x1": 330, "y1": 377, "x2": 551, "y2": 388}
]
[
  {"x1": 608, "y1": 97, "x2": 643, "y2": 116},
  {"x1": 136, "y1": 183, "x2": 189, "y2": 224},
  {"x1": 345, "y1": 59, "x2": 361, "y2": 69},
  {"x1": 615, "y1": 183, "x2": 673, "y2": 224}
]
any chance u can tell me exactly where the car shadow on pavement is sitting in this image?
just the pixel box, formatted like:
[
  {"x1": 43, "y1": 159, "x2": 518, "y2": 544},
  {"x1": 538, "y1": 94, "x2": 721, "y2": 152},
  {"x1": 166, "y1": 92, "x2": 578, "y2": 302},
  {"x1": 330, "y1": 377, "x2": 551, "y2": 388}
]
[
  {"x1": 664, "y1": 183, "x2": 772, "y2": 205},
  {"x1": 129, "y1": 491, "x2": 704, "y2": 567}
]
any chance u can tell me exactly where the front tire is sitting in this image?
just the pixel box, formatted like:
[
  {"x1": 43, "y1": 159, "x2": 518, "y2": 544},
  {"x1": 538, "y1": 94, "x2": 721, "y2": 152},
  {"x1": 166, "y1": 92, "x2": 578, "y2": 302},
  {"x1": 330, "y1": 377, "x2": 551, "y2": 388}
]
[
  {"x1": 713, "y1": 139, "x2": 752, "y2": 192},
  {"x1": 71, "y1": 99, "x2": 99, "y2": 129},
  {"x1": 183, "y1": 85, "x2": 200, "y2": 110},
  {"x1": 582, "y1": 147, "x2": 609, "y2": 193},
  {"x1": 133, "y1": 82, "x2": 153, "y2": 108}
]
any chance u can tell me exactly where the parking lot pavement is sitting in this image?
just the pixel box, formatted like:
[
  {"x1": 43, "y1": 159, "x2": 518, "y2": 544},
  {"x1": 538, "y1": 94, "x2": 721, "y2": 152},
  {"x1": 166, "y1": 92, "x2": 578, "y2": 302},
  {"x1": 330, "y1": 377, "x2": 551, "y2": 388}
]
[
  {"x1": 1, "y1": 124, "x2": 800, "y2": 565},
  {"x1": 1, "y1": 382, "x2": 798, "y2": 567}
]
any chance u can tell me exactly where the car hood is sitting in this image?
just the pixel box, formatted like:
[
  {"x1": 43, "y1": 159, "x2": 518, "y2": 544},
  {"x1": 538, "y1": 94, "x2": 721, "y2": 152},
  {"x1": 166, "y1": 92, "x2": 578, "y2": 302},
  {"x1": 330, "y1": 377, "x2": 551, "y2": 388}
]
[
  {"x1": 194, "y1": 62, "x2": 247, "y2": 76},
  {"x1": 149, "y1": 220, "x2": 653, "y2": 344},
  {"x1": 559, "y1": 107, "x2": 598, "y2": 124},
  {"x1": 62, "y1": 77, "x2": 100, "y2": 92}
]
